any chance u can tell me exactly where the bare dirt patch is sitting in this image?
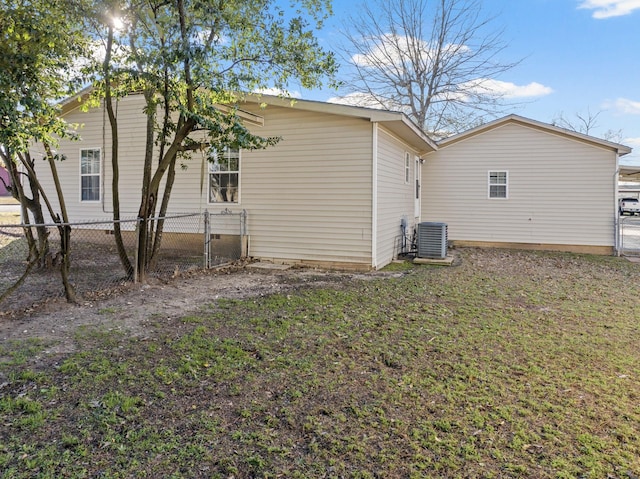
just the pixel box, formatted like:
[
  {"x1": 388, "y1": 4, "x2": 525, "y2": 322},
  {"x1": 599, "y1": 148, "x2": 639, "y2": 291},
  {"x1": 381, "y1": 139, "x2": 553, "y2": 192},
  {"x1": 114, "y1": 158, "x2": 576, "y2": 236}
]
[{"x1": 0, "y1": 262, "x2": 397, "y2": 354}]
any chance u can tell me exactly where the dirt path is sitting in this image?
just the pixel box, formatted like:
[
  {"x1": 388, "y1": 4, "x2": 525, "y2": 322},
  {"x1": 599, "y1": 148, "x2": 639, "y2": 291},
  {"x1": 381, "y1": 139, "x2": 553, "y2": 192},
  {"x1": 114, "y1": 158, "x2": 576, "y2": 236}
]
[{"x1": 0, "y1": 264, "x2": 390, "y2": 354}]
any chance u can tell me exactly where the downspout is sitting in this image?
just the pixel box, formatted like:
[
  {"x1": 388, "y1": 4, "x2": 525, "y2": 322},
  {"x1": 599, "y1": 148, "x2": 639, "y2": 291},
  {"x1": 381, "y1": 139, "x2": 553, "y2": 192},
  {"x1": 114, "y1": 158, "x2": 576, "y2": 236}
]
[{"x1": 371, "y1": 122, "x2": 378, "y2": 269}]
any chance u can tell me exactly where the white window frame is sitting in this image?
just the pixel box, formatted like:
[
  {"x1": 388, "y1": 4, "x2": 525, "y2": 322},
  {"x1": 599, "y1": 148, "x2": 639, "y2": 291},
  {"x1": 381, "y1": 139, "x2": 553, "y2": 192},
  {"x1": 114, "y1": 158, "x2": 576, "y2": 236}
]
[
  {"x1": 79, "y1": 148, "x2": 101, "y2": 202},
  {"x1": 488, "y1": 170, "x2": 508, "y2": 199},
  {"x1": 404, "y1": 152, "x2": 410, "y2": 184},
  {"x1": 208, "y1": 147, "x2": 240, "y2": 204}
]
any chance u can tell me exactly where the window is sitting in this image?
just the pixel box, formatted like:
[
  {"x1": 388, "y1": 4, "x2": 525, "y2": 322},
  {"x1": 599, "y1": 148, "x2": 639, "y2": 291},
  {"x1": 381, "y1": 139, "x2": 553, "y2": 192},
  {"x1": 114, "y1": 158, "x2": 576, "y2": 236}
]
[
  {"x1": 209, "y1": 147, "x2": 239, "y2": 203},
  {"x1": 488, "y1": 171, "x2": 508, "y2": 199},
  {"x1": 405, "y1": 152, "x2": 410, "y2": 184},
  {"x1": 80, "y1": 148, "x2": 100, "y2": 201}
]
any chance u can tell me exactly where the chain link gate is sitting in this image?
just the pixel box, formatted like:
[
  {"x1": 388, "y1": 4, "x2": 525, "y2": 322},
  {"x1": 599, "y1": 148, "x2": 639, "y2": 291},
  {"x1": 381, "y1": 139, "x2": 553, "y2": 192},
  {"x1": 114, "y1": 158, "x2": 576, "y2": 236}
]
[
  {"x1": 204, "y1": 209, "x2": 247, "y2": 268},
  {"x1": 619, "y1": 216, "x2": 640, "y2": 255}
]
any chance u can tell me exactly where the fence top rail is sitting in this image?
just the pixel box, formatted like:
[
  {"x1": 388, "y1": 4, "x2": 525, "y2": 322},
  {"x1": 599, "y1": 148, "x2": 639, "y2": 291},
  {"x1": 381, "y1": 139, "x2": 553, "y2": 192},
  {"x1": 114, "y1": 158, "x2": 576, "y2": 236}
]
[
  {"x1": 0, "y1": 213, "x2": 203, "y2": 229},
  {"x1": 207, "y1": 208, "x2": 247, "y2": 216}
]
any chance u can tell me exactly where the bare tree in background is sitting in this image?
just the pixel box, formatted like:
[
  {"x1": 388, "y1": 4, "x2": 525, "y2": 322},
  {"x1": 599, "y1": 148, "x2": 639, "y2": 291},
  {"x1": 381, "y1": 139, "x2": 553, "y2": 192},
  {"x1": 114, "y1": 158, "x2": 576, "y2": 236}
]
[
  {"x1": 552, "y1": 109, "x2": 624, "y2": 143},
  {"x1": 552, "y1": 109, "x2": 601, "y2": 135},
  {"x1": 338, "y1": 0, "x2": 520, "y2": 137}
]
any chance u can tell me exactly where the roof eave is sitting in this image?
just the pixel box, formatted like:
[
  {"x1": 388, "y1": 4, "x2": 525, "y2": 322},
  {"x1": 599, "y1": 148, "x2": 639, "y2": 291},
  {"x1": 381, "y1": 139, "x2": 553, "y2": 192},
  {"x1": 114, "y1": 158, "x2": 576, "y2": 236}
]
[
  {"x1": 243, "y1": 93, "x2": 404, "y2": 121},
  {"x1": 58, "y1": 85, "x2": 95, "y2": 115},
  {"x1": 244, "y1": 94, "x2": 437, "y2": 154},
  {"x1": 377, "y1": 117, "x2": 437, "y2": 155}
]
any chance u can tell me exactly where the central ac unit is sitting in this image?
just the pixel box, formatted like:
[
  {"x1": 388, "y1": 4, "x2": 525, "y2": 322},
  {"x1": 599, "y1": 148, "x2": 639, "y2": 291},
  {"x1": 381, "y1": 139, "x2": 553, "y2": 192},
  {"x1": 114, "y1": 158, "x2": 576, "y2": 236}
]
[{"x1": 417, "y1": 222, "x2": 448, "y2": 259}]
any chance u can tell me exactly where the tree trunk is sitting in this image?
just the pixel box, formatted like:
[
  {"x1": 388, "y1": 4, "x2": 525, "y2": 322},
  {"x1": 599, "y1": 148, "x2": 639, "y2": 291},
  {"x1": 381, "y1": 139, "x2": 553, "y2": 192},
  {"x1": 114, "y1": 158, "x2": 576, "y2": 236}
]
[
  {"x1": 136, "y1": 89, "x2": 159, "y2": 282},
  {"x1": 149, "y1": 153, "x2": 177, "y2": 270},
  {"x1": 136, "y1": 105, "x2": 195, "y2": 281},
  {"x1": 23, "y1": 154, "x2": 52, "y2": 266},
  {"x1": 103, "y1": 24, "x2": 133, "y2": 278},
  {"x1": 45, "y1": 144, "x2": 76, "y2": 303},
  {"x1": 16, "y1": 151, "x2": 66, "y2": 266},
  {"x1": 135, "y1": 0, "x2": 197, "y2": 281},
  {"x1": 1, "y1": 149, "x2": 51, "y2": 266},
  {"x1": 148, "y1": 67, "x2": 174, "y2": 272}
]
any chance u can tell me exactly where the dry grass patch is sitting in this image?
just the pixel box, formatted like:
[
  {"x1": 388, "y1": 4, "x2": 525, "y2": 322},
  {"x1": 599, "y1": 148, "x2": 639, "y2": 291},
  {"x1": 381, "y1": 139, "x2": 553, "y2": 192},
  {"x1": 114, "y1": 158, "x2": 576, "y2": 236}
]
[{"x1": 0, "y1": 248, "x2": 639, "y2": 478}]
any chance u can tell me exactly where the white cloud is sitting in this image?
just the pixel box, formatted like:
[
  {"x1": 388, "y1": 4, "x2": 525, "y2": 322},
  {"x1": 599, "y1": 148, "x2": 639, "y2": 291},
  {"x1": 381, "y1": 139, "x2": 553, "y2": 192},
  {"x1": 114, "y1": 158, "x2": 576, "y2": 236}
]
[
  {"x1": 351, "y1": 33, "x2": 468, "y2": 71},
  {"x1": 329, "y1": 79, "x2": 552, "y2": 111},
  {"x1": 605, "y1": 97, "x2": 640, "y2": 114},
  {"x1": 443, "y1": 79, "x2": 553, "y2": 102},
  {"x1": 349, "y1": 34, "x2": 552, "y2": 101},
  {"x1": 463, "y1": 79, "x2": 554, "y2": 99},
  {"x1": 578, "y1": 0, "x2": 640, "y2": 19},
  {"x1": 351, "y1": 34, "x2": 414, "y2": 68}
]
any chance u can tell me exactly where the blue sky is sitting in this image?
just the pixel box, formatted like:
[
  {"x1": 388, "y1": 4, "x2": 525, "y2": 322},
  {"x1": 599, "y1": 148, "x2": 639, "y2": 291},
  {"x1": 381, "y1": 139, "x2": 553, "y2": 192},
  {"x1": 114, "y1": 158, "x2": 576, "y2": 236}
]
[{"x1": 293, "y1": 0, "x2": 640, "y2": 164}]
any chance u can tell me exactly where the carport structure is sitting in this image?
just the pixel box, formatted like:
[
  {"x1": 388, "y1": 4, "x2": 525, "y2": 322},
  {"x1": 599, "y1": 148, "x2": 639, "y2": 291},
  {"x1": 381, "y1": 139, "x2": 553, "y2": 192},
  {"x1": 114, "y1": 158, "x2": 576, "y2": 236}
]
[{"x1": 618, "y1": 166, "x2": 640, "y2": 254}]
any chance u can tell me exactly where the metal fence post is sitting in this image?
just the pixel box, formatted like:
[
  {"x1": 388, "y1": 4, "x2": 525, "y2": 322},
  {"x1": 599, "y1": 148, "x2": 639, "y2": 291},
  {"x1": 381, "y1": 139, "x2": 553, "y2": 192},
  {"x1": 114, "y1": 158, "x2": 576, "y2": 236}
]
[
  {"x1": 241, "y1": 209, "x2": 247, "y2": 258},
  {"x1": 203, "y1": 210, "x2": 210, "y2": 269},
  {"x1": 133, "y1": 218, "x2": 139, "y2": 283},
  {"x1": 618, "y1": 216, "x2": 623, "y2": 256}
]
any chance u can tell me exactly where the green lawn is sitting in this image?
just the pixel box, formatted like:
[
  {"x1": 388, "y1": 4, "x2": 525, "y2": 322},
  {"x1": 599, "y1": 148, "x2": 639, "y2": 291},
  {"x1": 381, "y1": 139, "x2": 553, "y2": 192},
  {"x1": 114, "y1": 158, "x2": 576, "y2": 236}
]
[{"x1": 1, "y1": 249, "x2": 639, "y2": 478}]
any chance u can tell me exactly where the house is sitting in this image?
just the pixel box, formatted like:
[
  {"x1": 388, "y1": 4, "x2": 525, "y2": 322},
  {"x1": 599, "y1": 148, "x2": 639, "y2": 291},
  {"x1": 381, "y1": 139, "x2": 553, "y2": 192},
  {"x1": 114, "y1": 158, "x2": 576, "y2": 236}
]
[
  {"x1": 36, "y1": 94, "x2": 631, "y2": 270},
  {"x1": 40, "y1": 92, "x2": 436, "y2": 270},
  {"x1": 421, "y1": 115, "x2": 631, "y2": 255},
  {"x1": 0, "y1": 165, "x2": 10, "y2": 196}
]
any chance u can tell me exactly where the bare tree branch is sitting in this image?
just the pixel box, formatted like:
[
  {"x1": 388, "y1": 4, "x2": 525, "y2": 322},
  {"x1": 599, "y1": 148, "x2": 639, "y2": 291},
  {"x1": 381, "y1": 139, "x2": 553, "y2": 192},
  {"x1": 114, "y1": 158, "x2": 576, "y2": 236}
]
[
  {"x1": 337, "y1": 0, "x2": 521, "y2": 137},
  {"x1": 552, "y1": 109, "x2": 625, "y2": 143},
  {"x1": 552, "y1": 108, "x2": 602, "y2": 136}
]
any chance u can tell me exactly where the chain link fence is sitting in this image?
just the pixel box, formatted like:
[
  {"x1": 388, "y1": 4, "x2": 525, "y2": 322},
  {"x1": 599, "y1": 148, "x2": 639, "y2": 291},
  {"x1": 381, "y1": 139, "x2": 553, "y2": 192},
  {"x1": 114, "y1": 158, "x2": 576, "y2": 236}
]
[
  {"x1": 620, "y1": 216, "x2": 640, "y2": 255},
  {"x1": 0, "y1": 210, "x2": 247, "y2": 314}
]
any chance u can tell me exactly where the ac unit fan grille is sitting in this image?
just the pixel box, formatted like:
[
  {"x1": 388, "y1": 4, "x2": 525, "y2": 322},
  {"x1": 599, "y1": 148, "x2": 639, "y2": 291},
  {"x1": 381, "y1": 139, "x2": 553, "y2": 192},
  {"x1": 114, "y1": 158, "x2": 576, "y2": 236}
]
[{"x1": 417, "y1": 222, "x2": 447, "y2": 259}]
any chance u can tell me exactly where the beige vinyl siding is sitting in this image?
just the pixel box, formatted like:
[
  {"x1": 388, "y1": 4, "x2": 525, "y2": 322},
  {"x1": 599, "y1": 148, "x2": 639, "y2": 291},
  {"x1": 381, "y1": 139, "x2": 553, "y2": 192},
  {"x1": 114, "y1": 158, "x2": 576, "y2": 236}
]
[
  {"x1": 162, "y1": 103, "x2": 375, "y2": 259},
  {"x1": 37, "y1": 97, "x2": 375, "y2": 266},
  {"x1": 35, "y1": 103, "x2": 111, "y2": 221},
  {"x1": 35, "y1": 94, "x2": 151, "y2": 222},
  {"x1": 238, "y1": 104, "x2": 373, "y2": 266},
  {"x1": 101, "y1": 95, "x2": 153, "y2": 217},
  {"x1": 375, "y1": 128, "x2": 417, "y2": 267},
  {"x1": 44, "y1": 95, "x2": 214, "y2": 233},
  {"x1": 422, "y1": 122, "x2": 616, "y2": 247}
]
